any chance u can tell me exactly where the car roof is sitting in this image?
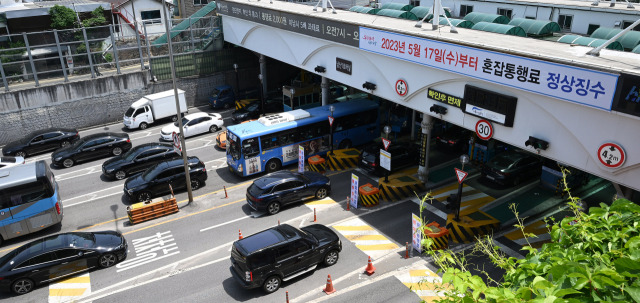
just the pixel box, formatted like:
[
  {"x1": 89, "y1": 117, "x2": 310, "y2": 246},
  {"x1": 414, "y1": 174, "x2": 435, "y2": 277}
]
[
  {"x1": 253, "y1": 171, "x2": 302, "y2": 189},
  {"x1": 0, "y1": 233, "x2": 89, "y2": 267},
  {"x1": 82, "y1": 132, "x2": 128, "y2": 141},
  {"x1": 236, "y1": 224, "x2": 302, "y2": 255},
  {"x1": 131, "y1": 143, "x2": 172, "y2": 152},
  {"x1": 185, "y1": 112, "x2": 211, "y2": 119}
]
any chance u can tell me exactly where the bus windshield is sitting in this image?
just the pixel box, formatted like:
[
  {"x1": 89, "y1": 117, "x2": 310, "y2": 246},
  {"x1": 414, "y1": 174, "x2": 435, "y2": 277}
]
[{"x1": 228, "y1": 137, "x2": 241, "y2": 161}]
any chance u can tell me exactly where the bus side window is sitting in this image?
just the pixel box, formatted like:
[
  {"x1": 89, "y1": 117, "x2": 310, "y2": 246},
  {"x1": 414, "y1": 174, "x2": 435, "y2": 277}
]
[{"x1": 243, "y1": 138, "x2": 260, "y2": 159}]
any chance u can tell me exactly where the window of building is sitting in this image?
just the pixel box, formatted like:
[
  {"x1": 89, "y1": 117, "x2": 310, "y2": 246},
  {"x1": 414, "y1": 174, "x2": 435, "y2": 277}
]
[
  {"x1": 497, "y1": 8, "x2": 512, "y2": 19},
  {"x1": 409, "y1": 0, "x2": 420, "y2": 6},
  {"x1": 459, "y1": 5, "x2": 473, "y2": 17},
  {"x1": 558, "y1": 14, "x2": 573, "y2": 31},
  {"x1": 587, "y1": 24, "x2": 600, "y2": 35},
  {"x1": 141, "y1": 10, "x2": 161, "y2": 25},
  {"x1": 623, "y1": 21, "x2": 640, "y2": 31},
  {"x1": 525, "y1": 16, "x2": 535, "y2": 20},
  {"x1": 194, "y1": 0, "x2": 208, "y2": 5}
]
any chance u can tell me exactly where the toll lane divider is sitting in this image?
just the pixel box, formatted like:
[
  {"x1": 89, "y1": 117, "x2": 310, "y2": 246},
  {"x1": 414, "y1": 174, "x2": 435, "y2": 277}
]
[
  {"x1": 359, "y1": 183, "x2": 380, "y2": 207},
  {"x1": 378, "y1": 174, "x2": 426, "y2": 202},
  {"x1": 445, "y1": 211, "x2": 500, "y2": 243},
  {"x1": 128, "y1": 195, "x2": 179, "y2": 225},
  {"x1": 326, "y1": 148, "x2": 360, "y2": 171},
  {"x1": 308, "y1": 155, "x2": 326, "y2": 174}
]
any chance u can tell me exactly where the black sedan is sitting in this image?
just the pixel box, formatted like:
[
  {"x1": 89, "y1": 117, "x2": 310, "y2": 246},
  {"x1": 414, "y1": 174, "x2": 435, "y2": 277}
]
[
  {"x1": 481, "y1": 150, "x2": 543, "y2": 186},
  {"x1": 246, "y1": 170, "x2": 331, "y2": 215},
  {"x1": 2, "y1": 128, "x2": 79, "y2": 158},
  {"x1": 102, "y1": 143, "x2": 180, "y2": 180},
  {"x1": 435, "y1": 127, "x2": 470, "y2": 153},
  {"x1": 231, "y1": 99, "x2": 283, "y2": 123},
  {"x1": 359, "y1": 143, "x2": 419, "y2": 176},
  {"x1": 52, "y1": 133, "x2": 132, "y2": 168},
  {"x1": 124, "y1": 157, "x2": 208, "y2": 202},
  {"x1": 0, "y1": 231, "x2": 127, "y2": 295}
]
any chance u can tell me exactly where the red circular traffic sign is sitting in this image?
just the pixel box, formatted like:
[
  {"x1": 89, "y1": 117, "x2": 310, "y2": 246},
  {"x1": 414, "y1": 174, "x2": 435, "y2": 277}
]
[
  {"x1": 395, "y1": 79, "x2": 408, "y2": 97},
  {"x1": 475, "y1": 119, "x2": 493, "y2": 140},
  {"x1": 597, "y1": 143, "x2": 625, "y2": 168}
]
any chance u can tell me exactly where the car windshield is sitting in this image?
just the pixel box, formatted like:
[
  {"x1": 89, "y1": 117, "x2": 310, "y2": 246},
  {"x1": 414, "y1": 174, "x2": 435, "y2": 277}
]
[
  {"x1": 228, "y1": 137, "x2": 241, "y2": 161},
  {"x1": 71, "y1": 138, "x2": 85, "y2": 148},
  {"x1": 212, "y1": 88, "x2": 221, "y2": 96},
  {"x1": 124, "y1": 107, "x2": 135, "y2": 117},
  {"x1": 490, "y1": 154, "x2": 519, "y2": 169},
  {"x1": 141, "y1": 165, "x2": 161, "y2": 181},
  {"x1": 247, "y1": 103, "x2": 259, "y2": 111},
  {"x1": 175, "y1": 117, "x2": 191, "y2": 127},
  {"x1": 122, "y1": 147, "x2": 141, "y2": 161}
]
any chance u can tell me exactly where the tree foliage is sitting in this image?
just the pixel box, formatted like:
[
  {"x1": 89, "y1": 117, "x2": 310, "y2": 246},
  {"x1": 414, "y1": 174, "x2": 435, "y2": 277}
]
[
  {"x1": 49, "y1": 5, "x2": 77, "y2": 29},
  {"x1": 420, "y1": 168, "x2": 640, "y2": 302},
  {"x1": 82, "y1": 7, "x2": 107, "y2": 28}
]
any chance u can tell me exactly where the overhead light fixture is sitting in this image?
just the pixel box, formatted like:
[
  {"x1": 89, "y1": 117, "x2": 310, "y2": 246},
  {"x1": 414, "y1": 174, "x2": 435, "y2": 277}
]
[
  {"x1": 314, "y1": 66, "x2": 326, "y2": 73},
  {"x1": 525, "y1": 136, "x2": 549, "y2": 151},
  {"x1": 430, "y1": 104, "x2": 447, "y2": 115},
  {"x1": 362, "y1": 81, "x2": 376, "y2": 90}
]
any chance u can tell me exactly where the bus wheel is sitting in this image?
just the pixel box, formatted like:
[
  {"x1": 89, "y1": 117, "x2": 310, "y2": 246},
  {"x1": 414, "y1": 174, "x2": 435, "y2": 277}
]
[
  {"x1": 338, "y1": 139, "x2": 352, "y2": 149},
  {"x1": 266, "y1": 159, "x2": 281, "y2": 173}
]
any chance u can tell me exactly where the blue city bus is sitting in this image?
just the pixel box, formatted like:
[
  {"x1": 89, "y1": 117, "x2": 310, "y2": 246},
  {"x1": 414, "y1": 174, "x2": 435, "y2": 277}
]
[
  {"x1": 0, "y1": 160, "x2": 63, "y2": 245},
  {"x1": 227, "y1": 99, "x2": 379, "y2": 176}
]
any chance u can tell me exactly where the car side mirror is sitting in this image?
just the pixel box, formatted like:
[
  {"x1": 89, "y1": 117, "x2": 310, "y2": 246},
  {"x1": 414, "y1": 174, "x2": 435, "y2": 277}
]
[{"x1": 77, "y1": 251, "x2": 83, "y2": 257}]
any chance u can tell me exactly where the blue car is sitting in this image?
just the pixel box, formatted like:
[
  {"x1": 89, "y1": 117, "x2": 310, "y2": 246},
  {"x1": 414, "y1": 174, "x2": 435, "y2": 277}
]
[{"x1": 246, "y1": 171, "x2": 331, "y2": 215}]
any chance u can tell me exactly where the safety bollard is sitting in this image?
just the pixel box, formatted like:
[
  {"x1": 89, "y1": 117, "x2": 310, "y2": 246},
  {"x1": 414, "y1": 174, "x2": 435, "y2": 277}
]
[
  {"x1": 405, "y1": 242, "x2": 409, "y2": 259},
  {"x1": 346, "y1": 196, "x2": 350, "y2": 211},
  {"x1": 314, "y1": 208, "x2": 317, "y2": 222},
  {"x1": 286, "y1": 291, "x2": 289, "y2": 303},
  {"x1": 224, "y1": 186, "x2": 228, "y2": 198},
  {"x1": 278, "y1": 219, "x2": 280, "y2": 226}
]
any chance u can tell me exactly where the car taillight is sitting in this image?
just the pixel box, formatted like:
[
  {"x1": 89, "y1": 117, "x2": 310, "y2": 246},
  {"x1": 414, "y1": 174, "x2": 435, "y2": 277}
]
[
  {"x1": 126, "y1": 139, "x2": 131, "y2": 143},
  {"x1": 497, "y1": 171, "x2": 510, "y2": 176},
  {"x1": 75, "y1": 132, "x2": 79, "y2": 137},
  {"x1": 245, "y1": 271, "x2": 253, "y2": 282},
  {"x1": 55, "y1": 202, "x2": 61, "y2": 215},
  {"x1": 448, "y1": 140, "x2": 456, "y2": 144},
  {"x1": 370, "y1": 162, "x2": 376, "y2": 167}
]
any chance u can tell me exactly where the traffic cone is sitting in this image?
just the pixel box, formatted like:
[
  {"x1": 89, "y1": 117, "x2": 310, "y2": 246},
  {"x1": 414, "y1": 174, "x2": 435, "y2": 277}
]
[
  {"x1": 323, "y1": 274, "x2": 336, "y2": 295},
  {"x1": 238, "y1": 229, "x2": 243, "y2": 239},
  {"x1": 364, "y1": 256, "x2": 376, "y2": 275}
]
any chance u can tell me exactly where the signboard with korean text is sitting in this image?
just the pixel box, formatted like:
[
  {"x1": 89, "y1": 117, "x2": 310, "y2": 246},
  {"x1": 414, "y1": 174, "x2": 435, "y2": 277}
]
[
  {"x1": 298, "y1": 145, "x2": 305, "y2": 172},
  {"x1": 359, "y1": 27, "x2": 619, "y2": 111},
  {"x1": 336, "y1": 58, "x2": 352, "y2": 75},
  {"x1": 380, "y1": 149, "x2": 391, "y2": 171},
  {"x1": 464, "y1": 85, "x2": 517, "y2": 126},
  {"x1": 216, "y1": 0, "x2": 360, "y2": 47},
  {"x1": 419, "y1": 133, "x2": 427, "y2": 167},
  {"x1": 428, "y1": 88, "x2": 463, "y2": 109},
  {"x1": 350, "y1": 173, "x2": 359, "y2": 209},
  {"x1": 412, "y1": 213, "x2": 422, "y2": 253}
]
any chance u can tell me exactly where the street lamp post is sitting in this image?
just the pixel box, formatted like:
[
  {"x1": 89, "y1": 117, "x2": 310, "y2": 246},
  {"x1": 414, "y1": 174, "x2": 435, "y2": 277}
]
[
  {"x1": 383, "y1": 125, "x2": 392, "y2": 183},
  {"x1": 454, "y1": 154, "x2": 470, "y2": 221},
  {"x1": 233, "y1": 63, "x2": 239, "y2": 95},
  {"x1": 329, "y1": 105, "x2": 335, "y2": 155}
]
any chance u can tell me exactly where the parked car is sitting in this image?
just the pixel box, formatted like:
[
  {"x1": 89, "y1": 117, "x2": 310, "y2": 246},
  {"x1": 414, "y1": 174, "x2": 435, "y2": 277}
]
[
  {"x1": 51, "y1": 133, "x2": 132, "y2": 168},
  {"x1": 124, "y1": 156, "x2": 207, "y2": 202},
  {"x1": 0, "y1": 156, "x2": 24, "y2": 170},
  {"x1": 435, "y1": 126, "x2": 470, "y2": 153},
  {"x1": 246, "y1": 171, "x2": 331, "y2": 215},
  {"x1": 102, "y1": 143, "x2": 180, "y2": 180},
  {"x1": 358, "y1": 143, "x2": 419, "y2": 176},
  {"x1": 231, "y1": 99, "x2": 284, "y2": 123},
  {"x1": 2, "y1": 128, "x2": 79, "y2": 158},
  {"x1": 0, "y1": 231, "x2": 127, "y2": 295},
  {"x1": 230, "y1": 223, "x2": 342, "y2": 294},
  {"x1": 160, "y1": 112, "x2": 223, "y2": 141},
  {"x1": 481, "y1": 150, "x2": 543, "y2": 186}
]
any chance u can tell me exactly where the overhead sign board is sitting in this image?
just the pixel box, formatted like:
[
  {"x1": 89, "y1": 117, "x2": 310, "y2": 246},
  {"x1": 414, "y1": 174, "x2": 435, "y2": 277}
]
[
  {"x1": 464, "y1": 85, "x2": 517, "y2": 127},
  {"x1": 597, "y1": 142, "x2": 625, "y2": 168},
  {"x1": 612, "y1": 73, "x2": 640, "y2": 118},
  {"x1": 336, "y1": 58, "x2": 352, "y2": 75},
  {"x1": 358, "y1": 27, "x2": 618, "y2": 111},
  {"x1": 216, "y1": 0, "x2": 360, "y2": 47},
  {"x1": 428, "y1": 88, "x2": 463, "y2": 109}
]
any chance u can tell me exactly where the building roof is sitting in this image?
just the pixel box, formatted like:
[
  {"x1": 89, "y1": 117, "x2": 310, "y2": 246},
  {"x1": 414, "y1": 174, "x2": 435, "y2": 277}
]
[
  {"x1": 379, "y1": 3, "x2": 413, "y2": 12},
  {"x1": 376, "y1": 9, "x2": 419, "y2": 20},
  {"x1": 508, "y1": 18, "x2": 561, "y2": 36},
  {"x1": 439, "y1": 18, "x2": 474, "y2": 29},
  {"x1": 590, "y1": 27, "x2": 640, "y2": 50},
  {"x1": 349, "y1": 6, "x2": 379, "y2": 15},
  {"x1": 463, "y1": 12, "x2": 511, "y2": 24},
  {"x1": 409, "y1": 6, "x2": 451, "y2": 20},
  {"x1": 471, "y1": 22, "x2": 527, "y2": 37},
  {"x1": 100, "y1": 0, "x2": 174, "y2": 9},
  {"x1": 558, "y1": 34, "x2": 624, "y2": 50}
]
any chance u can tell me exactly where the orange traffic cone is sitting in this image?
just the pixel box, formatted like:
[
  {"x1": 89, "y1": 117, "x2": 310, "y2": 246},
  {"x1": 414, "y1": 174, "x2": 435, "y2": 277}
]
[
  {"x1": 364, "y1": 256, "x2": 376, "y2": 275},
  {"x1": 238, "y1": 229, "x2": 243, "y2": 240},
  {"x1": 323, "y1": 274, "x2": 336, "y2": 295}
]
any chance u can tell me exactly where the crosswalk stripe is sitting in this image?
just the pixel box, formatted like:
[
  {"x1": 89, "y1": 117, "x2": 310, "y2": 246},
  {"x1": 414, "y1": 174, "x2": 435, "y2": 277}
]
[
  {"x1": 356, "y1": 243, "x2": 399, "y2": 250},
  {"x1": 344, "y1": 234, "x2": 388, "y2": 241},
  {"x1": 49, "y1": 272, "x2": 91, "y2": 303},
  {"x1": 333, "y1": 225, "x2": 374, "y2": 231},
  {"x1": 332, "y1": 217, "x2": 398, "y2": 259},
  {"x1": 55, "y1": 276, "x2": 91, "y2": 283},
  {"x1": 410, "y1": 269, "x2": 439, "y2": 277},
  {"x1": 49, "y1": 288, "x2": 87, "y2": 296},
  {"x1": 395, "y1": 263, "x2": 448, "y2": 302}
]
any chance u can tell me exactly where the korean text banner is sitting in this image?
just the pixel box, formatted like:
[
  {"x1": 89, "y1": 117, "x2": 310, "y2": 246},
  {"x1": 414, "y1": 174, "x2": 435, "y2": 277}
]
[{"x1": 359, "y1": 27, "x2": 619, "y2": 111}]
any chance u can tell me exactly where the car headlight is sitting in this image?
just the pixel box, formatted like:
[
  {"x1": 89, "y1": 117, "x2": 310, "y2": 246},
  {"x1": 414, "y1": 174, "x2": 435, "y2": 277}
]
[
  {"x1": 106, "y1": 168, "x2": 115, "y2": 173},
  {"x1": 54, "y1": 157, "x2": 62, "y2": 162},
  {"x1": 127, "y1": 189, "x2": 134, "y2": 195}
]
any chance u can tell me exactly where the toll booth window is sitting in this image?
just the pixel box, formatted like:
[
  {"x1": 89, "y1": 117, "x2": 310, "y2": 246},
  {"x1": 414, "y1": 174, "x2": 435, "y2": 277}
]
[{"x1": 243, "y1": 138, "x2": 260, "y2": 159}]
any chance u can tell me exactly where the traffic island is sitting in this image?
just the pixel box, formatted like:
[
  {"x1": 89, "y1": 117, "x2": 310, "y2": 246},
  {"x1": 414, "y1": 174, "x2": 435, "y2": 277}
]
[
  {"x1": 308, "y1": 155, "x2": 326, "y2": 174},
  {"x1": 378, "y1": 174, "x2": 426, "y2": 202},
  {"x1": 327, "y1": 148, "x2": 360, "y2": 171},
  {"x1": 445, "y1": 211, "x2": 500, "y2": 243},
  {"x1": 359, "y1": 183, "x2": 380, "y2": 207}
]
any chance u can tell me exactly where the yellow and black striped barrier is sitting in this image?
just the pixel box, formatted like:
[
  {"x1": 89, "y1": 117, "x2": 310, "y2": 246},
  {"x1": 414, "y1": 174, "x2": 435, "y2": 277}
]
[
  {"x1": 378, "y1": 174, "x2": 426, "y2": 202},
  {"x1": 445, "y1": 211, "x2": 500, "y2": 243},
  {"x1": 308, "y1": 155, "x2": 326, "y2": 174},
  {"x1": 235, "y1": 98, "x2": 257, "y2": 110},
  {"x1": 423, "y1": 222, "x2": 449, "y2": 250},
  {"x1": 326, "y1": 148, "x2": 360, "y2": 171},
  {"x1": 359, "y1": 183, "x2": 380, "y2": 207}
]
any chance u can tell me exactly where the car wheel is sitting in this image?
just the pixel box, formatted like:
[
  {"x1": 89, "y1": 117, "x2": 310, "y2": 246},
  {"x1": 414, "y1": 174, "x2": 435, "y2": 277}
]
[
  {"x1": 114, "y1": 170, "x2": 127, "y2": 180},
  {"x1": 265, "y1": 159, "x2": 281, "y2": 173},
  {"x1": 315, "y1": 187, "x2": 329, "y2": 199},
  {"x1": 139, "y1": 122, "x2": 148, "y2": 130},
  {"x1": 60, "y1": 140, "x2": 71, "y2": 148},
  {"x1": 262, "y1": 275, "x2": 281, "y2": 294},
  {"x1": 15, "y1": 150, "x2": 27, "y2": 158},
  {"x1": 209, "y1": 125, "x2": 219, "y2": 133},
  {"x1": 11, "y1": 278, "x2": 34, "y2": 295},
  {"x1": 191, "y1": 179, "x2": 202, "y2": 190},
  {"x1": 99, "y1": 253, "x2": 118, "y2": 268},
  {"x1": 171, "y1": 115, "x2": 179, "y2": 122},
  {"x1": 112, "y1": 147, "x2": 123, "y2": 156},
  {"x1": 137, "y1": 191, "x2": 152, "y2": 202},
  {"x1": 323, "y1": 250, "x2": 339, "y2": 266},
  {"x1": 63, "y1": 158, "x2": 74, "y2": 168},
  {"x1": 267, "y1": 202, "x2": 281, "y2": 215},
  {"x1": 338, "y1": 139, "x2": 352, "y2": 149}
]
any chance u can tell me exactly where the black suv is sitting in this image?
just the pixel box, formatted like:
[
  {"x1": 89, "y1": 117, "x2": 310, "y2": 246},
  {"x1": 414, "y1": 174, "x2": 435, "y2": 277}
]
[
  {"x1": 123, "y1": 156, "x2": 207, "y2": 202},
  {"x1": 231, "y1": 99, "x2": 284, "y2": 123},
  {"x1": 102, "y1": 143, "x2": 180, "y2": 180},
  {"x1": 230, "y1": 224, "x2": 342, "y2": 294},
  {"x1": 359, "y1": 143, "x2": 419, "y2": 176}
]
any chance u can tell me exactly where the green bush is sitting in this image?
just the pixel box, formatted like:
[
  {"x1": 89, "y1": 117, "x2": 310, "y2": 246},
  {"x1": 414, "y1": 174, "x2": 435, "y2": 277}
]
[{"x1": 50, "y1": 5, "x2": 77, "y2": 29}]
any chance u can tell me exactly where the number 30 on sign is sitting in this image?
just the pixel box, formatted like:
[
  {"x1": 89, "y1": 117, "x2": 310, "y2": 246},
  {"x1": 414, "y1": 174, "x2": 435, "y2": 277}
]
[{"x1": 475, "y1": 119, "x2": 493, "y2": 141}]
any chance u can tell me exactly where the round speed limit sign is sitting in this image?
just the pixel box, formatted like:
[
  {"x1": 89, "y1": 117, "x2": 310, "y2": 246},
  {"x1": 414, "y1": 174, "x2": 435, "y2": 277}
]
[{"x1": 475, "y1": 119, "x2": 493, "y2": 141}]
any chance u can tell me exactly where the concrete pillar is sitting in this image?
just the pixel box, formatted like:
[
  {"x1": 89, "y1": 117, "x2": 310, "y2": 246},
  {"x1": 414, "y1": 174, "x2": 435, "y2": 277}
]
[
  {"x1": 418, "y1": 114, "x2": 434, "y2": 183},
  {"x1": 321, "y1": 76, "x2": 329, "y2": 106},
  {"x1": 259, "y1": 54, "x2": 267, "y2": 97}
]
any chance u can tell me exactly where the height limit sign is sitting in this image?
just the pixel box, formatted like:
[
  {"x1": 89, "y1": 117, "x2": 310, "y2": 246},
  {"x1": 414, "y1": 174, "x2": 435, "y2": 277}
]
[{"x1": 597, "y1": 143, "x2": 625, "y2": 168}]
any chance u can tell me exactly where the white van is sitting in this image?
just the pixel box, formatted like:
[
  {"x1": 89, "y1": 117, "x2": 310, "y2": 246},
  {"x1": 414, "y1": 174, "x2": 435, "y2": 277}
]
[{"x1": 123, "y1": 89, "x2": 188, "y2": 130}]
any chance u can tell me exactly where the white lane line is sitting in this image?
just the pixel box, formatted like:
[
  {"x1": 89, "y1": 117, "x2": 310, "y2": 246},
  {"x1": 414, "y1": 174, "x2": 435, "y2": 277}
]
[
  {"x1": 64, "y1": 185, "x2": 124, "y2": 201},
  {"x1": 65, "y1": 191, "x2": 124, "y2": 207},
  {"x1": 200, "y1": 216, "x2": 251, "y2": 232}
]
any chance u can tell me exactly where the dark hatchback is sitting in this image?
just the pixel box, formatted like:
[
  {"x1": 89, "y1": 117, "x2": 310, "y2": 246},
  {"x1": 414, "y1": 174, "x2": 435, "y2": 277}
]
[
  {"x1": 51, "y1": 132, "x2": 132, "y2": 168},
  {"x1": 481, "y1": 150, "x2": 543, "y2": 186},
  {"x1": 231, "y1": 99, "x2": 283, "y2": 123},
  {"x1": 230, "y1": 224, "x2": 342, "y2": 294},
  {"x1": 124, "y1": 156, "x2": 208, "y2": 202},
  {"x1": 359, "y1": 143, "x2": 419, "y2": 176},
  {"x1": 0, "y1": 231, "x2": 127, "y2": 295},
  {"x1": 2, "y1": 128, "x2": 79, "y2": 158},
  {"x1": 246, "y1": 171, "x2": 331, "y2": 215},
  {"x1": 102, "y1": 143, "x2": 180, "y2": 180}
]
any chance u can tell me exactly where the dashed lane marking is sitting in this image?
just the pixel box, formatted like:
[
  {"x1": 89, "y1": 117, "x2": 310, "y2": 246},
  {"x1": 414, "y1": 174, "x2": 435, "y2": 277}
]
[{"x1": 332, "y1": 217, "x2": 399, "y2": 260}]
